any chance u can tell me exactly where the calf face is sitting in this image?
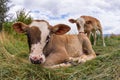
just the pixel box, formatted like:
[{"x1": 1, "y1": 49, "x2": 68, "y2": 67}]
[
  {"x1": 69, "y1": 18, "x2": 85, "y2": 32},
  {"x1": 12, "y1": 20, "x2": 70, "y2": 64}
]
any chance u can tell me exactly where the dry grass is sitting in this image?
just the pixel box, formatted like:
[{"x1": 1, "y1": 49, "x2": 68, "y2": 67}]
[{"x1": 0, "y1": 32, "x2": 120, "y2": 80}]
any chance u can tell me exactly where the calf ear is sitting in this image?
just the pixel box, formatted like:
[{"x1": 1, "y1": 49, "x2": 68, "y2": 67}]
[
  {"x1": 51, "y1": 24, "x2": 71, "y2": 35},
  {"x1": 12, "y1": 22, "x2": 29, "y2": 33},
  {"x1": 69, "y1": 19, "x2": 76, "y2": 23}
]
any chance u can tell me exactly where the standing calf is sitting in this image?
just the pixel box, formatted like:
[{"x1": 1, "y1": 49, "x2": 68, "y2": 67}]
[
  {"x1": 12, "y1": 20, "x2": 96, "y2": 68},
  {"x1": 69, "y1": 15, "x2": 106, "y2": 46}
]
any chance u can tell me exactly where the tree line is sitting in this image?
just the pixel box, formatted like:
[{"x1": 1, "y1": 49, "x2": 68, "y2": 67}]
[{"x1": 0, "y1": 0, "x2": 33, "y2": 32}]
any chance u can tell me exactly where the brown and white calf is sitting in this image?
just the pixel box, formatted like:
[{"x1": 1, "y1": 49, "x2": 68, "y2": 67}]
[
  {"x1": 12, "y1": 20, "x2": 96, "y2": 68},
  {"x1": 69, "y1": 15, "x2": 106, "y2": 46}
]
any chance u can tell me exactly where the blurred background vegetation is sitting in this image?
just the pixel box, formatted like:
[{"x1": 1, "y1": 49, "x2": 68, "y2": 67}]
[
  {"x1": 3, "y1": 9, "x2": 33, "y2": 34},
  {"x1": 3, "y1": 9, "x2": 33, "y2": 41}
]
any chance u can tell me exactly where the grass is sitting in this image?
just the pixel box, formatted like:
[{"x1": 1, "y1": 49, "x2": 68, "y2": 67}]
[{"x1": 0, "y1": 32, "x2": 120, "y2": 80}]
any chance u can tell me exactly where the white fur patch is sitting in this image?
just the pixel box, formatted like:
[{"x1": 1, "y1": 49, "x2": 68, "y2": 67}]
[
  {"x1": 30, "y1": 42, "x2": 46, "y2": 63},
  {"x1": 76, "y1": 18, "x2": 85, "y2": 32}
]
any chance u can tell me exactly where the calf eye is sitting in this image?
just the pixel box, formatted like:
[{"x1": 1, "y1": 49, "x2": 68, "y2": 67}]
[
  {"x1": 40, "y1": 42, "x2": 42, "y2": 44},
  {"x1": 45, "y1": 35, "x2": 50, "y2": 43}
]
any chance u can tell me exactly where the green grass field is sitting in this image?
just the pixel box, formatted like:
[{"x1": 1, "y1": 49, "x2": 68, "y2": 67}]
[{"x1": 0, "y1": 32, "x2": 120, "y2": 80}]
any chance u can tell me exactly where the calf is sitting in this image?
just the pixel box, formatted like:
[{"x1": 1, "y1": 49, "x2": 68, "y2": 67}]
[
  {"x1": 69, "y1": 15, "x2": 106, "y2": 46},
  {"x1": 12, "y1": 20, "x2": 96, "y2": 68}
]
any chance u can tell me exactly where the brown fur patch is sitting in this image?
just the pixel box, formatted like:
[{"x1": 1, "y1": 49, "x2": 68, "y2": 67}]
[
  {"x1": 26, "y1": 26, "x2": 41, "y2": 49},
  {"x1": 76, "y1": 23, "x2": 81, "y2": 32}
]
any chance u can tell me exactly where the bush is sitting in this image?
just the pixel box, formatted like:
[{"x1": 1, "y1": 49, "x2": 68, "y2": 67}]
[
  {"x1": 3, "y1": 22, "x2": 14, "y2": 34},
  {"x1": 3, "y1": 9, "x2": 33, "y2": 41},
  {"x1": 15, "y1": 9, "x2": 33, "y2": 25}
]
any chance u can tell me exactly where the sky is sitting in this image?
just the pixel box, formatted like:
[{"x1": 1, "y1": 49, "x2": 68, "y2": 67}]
[{"x1": 9, "y1": 0, "x2": 120, "y2": 34}]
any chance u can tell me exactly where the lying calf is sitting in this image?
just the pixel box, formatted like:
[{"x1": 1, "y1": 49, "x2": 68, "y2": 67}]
[{"x1": 12, "y1": 20, "x2": 96, "y2": 68}]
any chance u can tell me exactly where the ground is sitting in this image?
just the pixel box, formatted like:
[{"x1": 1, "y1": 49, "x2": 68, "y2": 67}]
[{"x1": 0, "y1": 32, "x2": 120, "y2": 80}]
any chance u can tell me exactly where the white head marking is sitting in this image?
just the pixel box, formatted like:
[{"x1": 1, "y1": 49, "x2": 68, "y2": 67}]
[{"x1": 76, "y1": 18, "x2": 85, "y2": 32}]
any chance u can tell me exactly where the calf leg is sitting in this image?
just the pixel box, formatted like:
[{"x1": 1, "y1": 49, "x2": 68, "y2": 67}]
[
  {"x1": 69, "y1": 53, "x2": 96, "y2": 63},
  {"x1": 43, "y1": 49, "x2": 70, "y2": 68},
  {"x1": 93, "y1": 30, "x2": 97, "y2": 46},
  {"x1": 99, "y1": 29, "x2": 106, "y2": 47},
  {"x1": 78, "y1": 54, "x2": 96, "y2": 63},
  {"x1": 44, "y1": 63, "x2": 72, "y2": 68}
]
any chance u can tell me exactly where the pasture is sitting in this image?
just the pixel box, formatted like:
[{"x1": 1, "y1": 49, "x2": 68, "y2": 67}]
[{"x1": 0, "y1": 32, "x2": 120, "y2": 80}]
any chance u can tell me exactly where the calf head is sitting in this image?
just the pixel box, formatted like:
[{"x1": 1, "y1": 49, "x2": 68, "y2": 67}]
[
  {"x1": 12, "y1": 20, "x2": 70, "y2": 64},
  {"x1": 84, "y1": 21, "x2": 93, "y2": 31},
  {"x1": 69, "y1": 18, "x2": 85, "y2": 32}
]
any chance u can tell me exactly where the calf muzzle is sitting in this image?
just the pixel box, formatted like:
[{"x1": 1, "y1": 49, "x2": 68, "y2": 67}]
[{"x1": 30, "y1": 57, "x2": 43, "y2": 64}]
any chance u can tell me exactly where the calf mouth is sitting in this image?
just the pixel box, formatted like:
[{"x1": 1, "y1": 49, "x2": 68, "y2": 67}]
[{"x1": 30, "y1": 58, "x2": 42, "y2": 64}]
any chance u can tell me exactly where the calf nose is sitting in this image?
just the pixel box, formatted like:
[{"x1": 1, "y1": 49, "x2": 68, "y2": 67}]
[
  {"x1": 30, "y1": 59, "x2": 41, "y2": 64},
  {"x1": 30, "y1": 56, "x2": 43, "y2": 64},
  {"x1": 32, "y1": 56, "x2": 37, "y2": 60}
]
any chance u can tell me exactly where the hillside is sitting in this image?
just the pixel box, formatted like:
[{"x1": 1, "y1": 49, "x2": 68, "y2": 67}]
[{"x1": 0, "y1": 32, "x2": 120, "y2": 80}]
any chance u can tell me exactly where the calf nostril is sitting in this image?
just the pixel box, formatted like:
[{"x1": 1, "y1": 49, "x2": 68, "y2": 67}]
[
  {"x1": 39, "y1": 58, "x2": 43, "y2": 61},
  {"x1": 31, "y1": 56, "x2": 39, "y2": 61},
  {"x1": 30, "y1": 58, "x2": 41, "y2": 64},
  {"x1": 30, "y1": 56, "x2": 43, "y2": 64},
  {"x1": 33, "y1": 56, "x2": 37, "y2": 60},
  {"x1": 35, "y1": 60, "x2": 41, "y2": 64}
]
